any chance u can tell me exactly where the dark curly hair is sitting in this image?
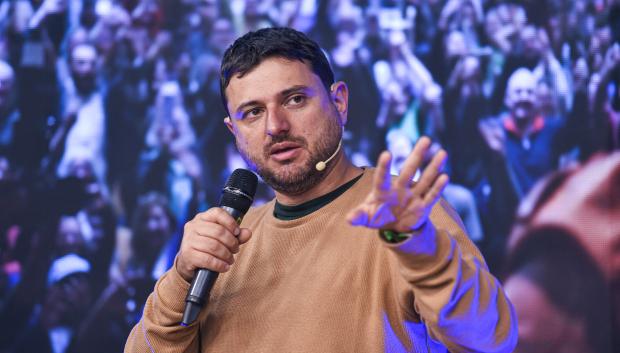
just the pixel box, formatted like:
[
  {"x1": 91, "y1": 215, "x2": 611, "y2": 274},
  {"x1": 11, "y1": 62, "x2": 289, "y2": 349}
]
[{"x1": 219, "y1": 27, "x2": 334, "y2": 114}]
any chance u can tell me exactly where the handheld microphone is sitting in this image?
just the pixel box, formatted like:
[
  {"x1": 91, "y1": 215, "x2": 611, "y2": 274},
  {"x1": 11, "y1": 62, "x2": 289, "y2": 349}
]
[{"x1": 181, "y1": 169, "x2": 258, "y2": 326}]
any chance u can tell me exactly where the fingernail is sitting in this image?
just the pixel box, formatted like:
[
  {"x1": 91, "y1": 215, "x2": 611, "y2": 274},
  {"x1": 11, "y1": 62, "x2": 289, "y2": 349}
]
[{"x1": 234, "y1": 228, "x2": 240, "y2": 236}]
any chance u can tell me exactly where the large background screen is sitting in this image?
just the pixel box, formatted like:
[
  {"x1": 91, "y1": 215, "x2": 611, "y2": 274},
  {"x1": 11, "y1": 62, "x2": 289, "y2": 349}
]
[{"x1": 0, "y1": 0, "x2": 618, "y2": 352}]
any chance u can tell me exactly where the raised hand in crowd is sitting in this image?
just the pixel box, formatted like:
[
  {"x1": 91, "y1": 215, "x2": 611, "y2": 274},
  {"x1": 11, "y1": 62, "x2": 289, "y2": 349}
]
[
  {"x1": 478, "y1": 117, "x2": 506, "y2": 156},
  {"x1": 28, "y1": 0, "x2": 67, "y2": 29}
]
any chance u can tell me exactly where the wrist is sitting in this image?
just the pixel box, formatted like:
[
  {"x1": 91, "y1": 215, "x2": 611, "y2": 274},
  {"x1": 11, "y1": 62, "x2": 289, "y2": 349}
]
[
  {"x1": 379, "y1": 229, "x2": 412, "y2": 244},
  {"x1": 379, "y1": 220, "x2": 430, "y2": 243},
  {"x1": 174, "y1": 255, "x2": 192, "y2": 283}
]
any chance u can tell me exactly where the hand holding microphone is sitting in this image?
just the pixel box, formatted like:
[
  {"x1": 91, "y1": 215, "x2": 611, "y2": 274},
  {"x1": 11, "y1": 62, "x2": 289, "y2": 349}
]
[
  {"x1": 177, "y1": 169, "x2": 257, "y2": 326},
  {"x1": 175, "y1": 209, "x2": 250, "y2": 281}
]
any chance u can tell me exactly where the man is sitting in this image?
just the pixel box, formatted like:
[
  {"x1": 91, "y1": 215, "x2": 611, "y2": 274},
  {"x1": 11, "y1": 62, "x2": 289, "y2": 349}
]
[
  {"x1": 125, "y1": 27, "x2": 516, "y2": 352},
  {"x1": 56, "y1": 42, "x2": 107, "y2": 184},
  {"x1": 139, "y1": 81, "x2": 203, "y2": 223},
  {"x1": 478, "y1": 67, "x2": 570, "y2": 269},
  {"x1": 11, "y1": 253, "x2": 93, "y2": 353},
  {"x1": 480, "y1": 68, "x2": 567, "y2": 198}
]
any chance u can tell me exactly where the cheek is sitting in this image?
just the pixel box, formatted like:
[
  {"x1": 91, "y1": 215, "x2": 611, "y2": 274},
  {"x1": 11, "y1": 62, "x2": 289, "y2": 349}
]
[
  {"x1": 238, "y1": 133, "x2": 252, "y2": 148},
  {"x1": 236, "y1": 134, "x2": 256, "y2": 155},
  {"x1": 234, "y1": 130, "x2": 266, "y2": 166},
  {"x1": 235, "y1": 126, "x2": 258, "y2": 145}
]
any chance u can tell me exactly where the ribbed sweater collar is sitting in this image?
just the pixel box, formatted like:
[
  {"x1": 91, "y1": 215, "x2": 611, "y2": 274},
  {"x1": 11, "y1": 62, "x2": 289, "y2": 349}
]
[
  {"x1": 273, "y1": 172, "x2": 364, "y2": 220},
  {"x1": 260, "y1": 168, "x2": 374, "y2": 230}
]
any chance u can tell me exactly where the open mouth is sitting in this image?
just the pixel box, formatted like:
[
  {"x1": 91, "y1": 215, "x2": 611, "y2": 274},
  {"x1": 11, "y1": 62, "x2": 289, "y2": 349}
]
[
  {"x1": 269, "y1": 142, "x2": 302, "y2": 161},
  {"x1": 515, "y1": 101, "x2": 534, "y2": 109}
]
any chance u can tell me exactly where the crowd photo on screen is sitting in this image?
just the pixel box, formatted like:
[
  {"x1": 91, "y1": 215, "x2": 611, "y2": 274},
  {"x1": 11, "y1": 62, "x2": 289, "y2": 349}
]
[{"x1": 0, "y1": 0, "x2": 618, "y2": 352}]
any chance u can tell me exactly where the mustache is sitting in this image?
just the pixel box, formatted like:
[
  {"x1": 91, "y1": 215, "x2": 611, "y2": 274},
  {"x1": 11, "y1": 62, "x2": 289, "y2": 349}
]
[{"x1": 263, "y1": 134, "x2": 308, "y2": 157}]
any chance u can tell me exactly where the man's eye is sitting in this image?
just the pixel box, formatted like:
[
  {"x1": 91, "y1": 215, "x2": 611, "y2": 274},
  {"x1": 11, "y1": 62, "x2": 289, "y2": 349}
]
[
  {"x1": 244, "y1": 108, "x2": 263, "y2": 119},
  {"x1": 287, "y1": 95, "x2": 306, "y2": 106}
]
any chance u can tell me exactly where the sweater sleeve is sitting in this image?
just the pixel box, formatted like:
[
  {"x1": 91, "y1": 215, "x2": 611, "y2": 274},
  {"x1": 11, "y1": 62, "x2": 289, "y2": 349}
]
[
  {"x1": 124, "y1": 259, "x2": 201, "y2": 353},
  {"x1": 385, "y1": 198, "x2": 518, "y2": 353}
]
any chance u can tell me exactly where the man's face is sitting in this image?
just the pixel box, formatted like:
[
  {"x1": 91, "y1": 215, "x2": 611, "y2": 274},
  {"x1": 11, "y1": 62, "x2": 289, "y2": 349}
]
[
  {"x1": 145, "y1": 205, "x2": 170, "y2": 241},
  {"x1": 70, "y1": 44, "x2": 97, "y2": 94},
  {"x1": 505, "y1": 70, "x2": 537, "y2": 121},
  {"x1": 57, "y1": 215, "x2": 84, "y2": 255},
  {"x1": 520, "y1": 26, "x2": 542, "y2": 59},
  {"x1": 209, "y1": 19, "x2": 235, "y2": 53},
  {"x1": 198, "y1": 0, "x2": 219, "y2": 22},
  {"x1": 43, "y1": 274, "x2": 92, "y2": 328},
  {"x1": 224, "y1": 57, "x2": 344, "y2": 195},
  {"x1": 132, "y1": 204, "x2": 170, "y2": 255}
]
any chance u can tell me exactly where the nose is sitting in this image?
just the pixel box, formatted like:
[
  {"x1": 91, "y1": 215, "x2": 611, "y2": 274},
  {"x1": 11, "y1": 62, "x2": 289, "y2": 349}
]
[
  {"x1": 519, "y1": 88, "x2": 534, "y2": 100},
  {"x1": 265, "y1": 106, "x2": 291, "y2": 137}
]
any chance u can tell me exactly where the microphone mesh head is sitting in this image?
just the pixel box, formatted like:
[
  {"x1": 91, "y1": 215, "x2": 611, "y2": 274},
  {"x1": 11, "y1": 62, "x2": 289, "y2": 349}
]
[{"x1": 220, "y1": 169, "x2": 258, "y2": 213}]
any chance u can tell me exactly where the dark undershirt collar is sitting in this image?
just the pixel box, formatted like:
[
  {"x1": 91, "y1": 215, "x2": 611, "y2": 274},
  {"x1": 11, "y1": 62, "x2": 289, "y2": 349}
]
[{"x1": 273, "y1": 172, "x2": 364, "y2": 220}]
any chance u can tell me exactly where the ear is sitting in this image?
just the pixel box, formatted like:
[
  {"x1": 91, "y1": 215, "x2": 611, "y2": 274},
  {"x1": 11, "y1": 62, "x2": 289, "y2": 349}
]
[
  {"x1": 224, "y1": 116, "x2": 235, "y2": 134},
  {"x1": 330, "y1": 81, "x2": 349, "y2": 125}
]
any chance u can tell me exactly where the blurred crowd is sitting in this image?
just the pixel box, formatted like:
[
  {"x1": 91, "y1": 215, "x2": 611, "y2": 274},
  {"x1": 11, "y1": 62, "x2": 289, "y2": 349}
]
[{"x1": 0, "y1": 0, "x2": 618, "y2": 352}]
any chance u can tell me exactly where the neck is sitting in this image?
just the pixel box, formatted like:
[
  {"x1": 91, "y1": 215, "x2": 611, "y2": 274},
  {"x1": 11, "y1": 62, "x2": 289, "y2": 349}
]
[{"x1": 274, "y1": 151, "x2": 362, "y2": 206}]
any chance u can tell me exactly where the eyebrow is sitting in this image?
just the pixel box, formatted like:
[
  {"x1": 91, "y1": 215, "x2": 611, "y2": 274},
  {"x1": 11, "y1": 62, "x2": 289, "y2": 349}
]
[{"x1": 233, "y1": 85, "x2": 311, "y2": 117}]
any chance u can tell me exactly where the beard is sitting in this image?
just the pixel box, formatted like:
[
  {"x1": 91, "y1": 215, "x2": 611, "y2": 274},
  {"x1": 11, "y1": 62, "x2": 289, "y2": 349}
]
[
  {"x1": 73, "y1": 74, "x2": 97, "y2": 95},
  {"x1": 236, "y1": 109, "x2": 342, "y2": 196}
]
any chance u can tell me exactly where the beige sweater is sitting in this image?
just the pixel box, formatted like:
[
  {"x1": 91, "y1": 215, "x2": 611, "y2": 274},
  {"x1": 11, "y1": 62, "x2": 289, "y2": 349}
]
[{"x1": 125, "y1": 169, "x2": 517, "y2": 353}]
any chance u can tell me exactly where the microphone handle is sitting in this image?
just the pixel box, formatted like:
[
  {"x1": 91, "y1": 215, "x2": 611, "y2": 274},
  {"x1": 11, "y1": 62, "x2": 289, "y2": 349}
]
[{"x1": 181, "y1": 206, "x2": 244, "y2": 326}]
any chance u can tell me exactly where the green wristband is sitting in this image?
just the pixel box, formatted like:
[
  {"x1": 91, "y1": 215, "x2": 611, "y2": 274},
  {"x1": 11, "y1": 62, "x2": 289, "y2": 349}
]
[{"x1": 379, "y1": 229, "x2": 411, "y2": 243}]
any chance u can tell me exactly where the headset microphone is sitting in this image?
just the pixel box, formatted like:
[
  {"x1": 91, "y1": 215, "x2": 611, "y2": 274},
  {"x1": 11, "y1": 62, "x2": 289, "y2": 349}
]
[
  {"x1": 316, "y1": 85, "x2": 344, "y2": 172},
  {"x1": 315, "y1": 132, "x2": 343, "y2": 171}
]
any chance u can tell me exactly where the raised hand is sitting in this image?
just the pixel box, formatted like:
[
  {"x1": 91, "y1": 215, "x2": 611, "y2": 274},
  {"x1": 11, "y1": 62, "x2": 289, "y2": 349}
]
[{"x1": 346, "y1": 137, "x2": 449, "y2": 234}]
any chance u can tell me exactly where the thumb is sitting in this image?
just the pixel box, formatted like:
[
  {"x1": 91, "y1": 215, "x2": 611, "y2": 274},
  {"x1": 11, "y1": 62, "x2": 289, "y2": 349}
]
[{"x1": 237, "y1": 228, "x2": 253, "y2": 244}]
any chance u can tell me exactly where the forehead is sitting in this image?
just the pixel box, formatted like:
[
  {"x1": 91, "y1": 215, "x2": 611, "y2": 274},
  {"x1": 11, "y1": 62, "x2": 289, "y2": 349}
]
[
  {"x1": 72, "y1": 45, "x2": 97, "y2": 61},
  {"x1": 225, "y1": 57, "x2": 322, "y2": 107},
  {"x1": 507, "y1": 71, "x2": 536, "y2": 91}
]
